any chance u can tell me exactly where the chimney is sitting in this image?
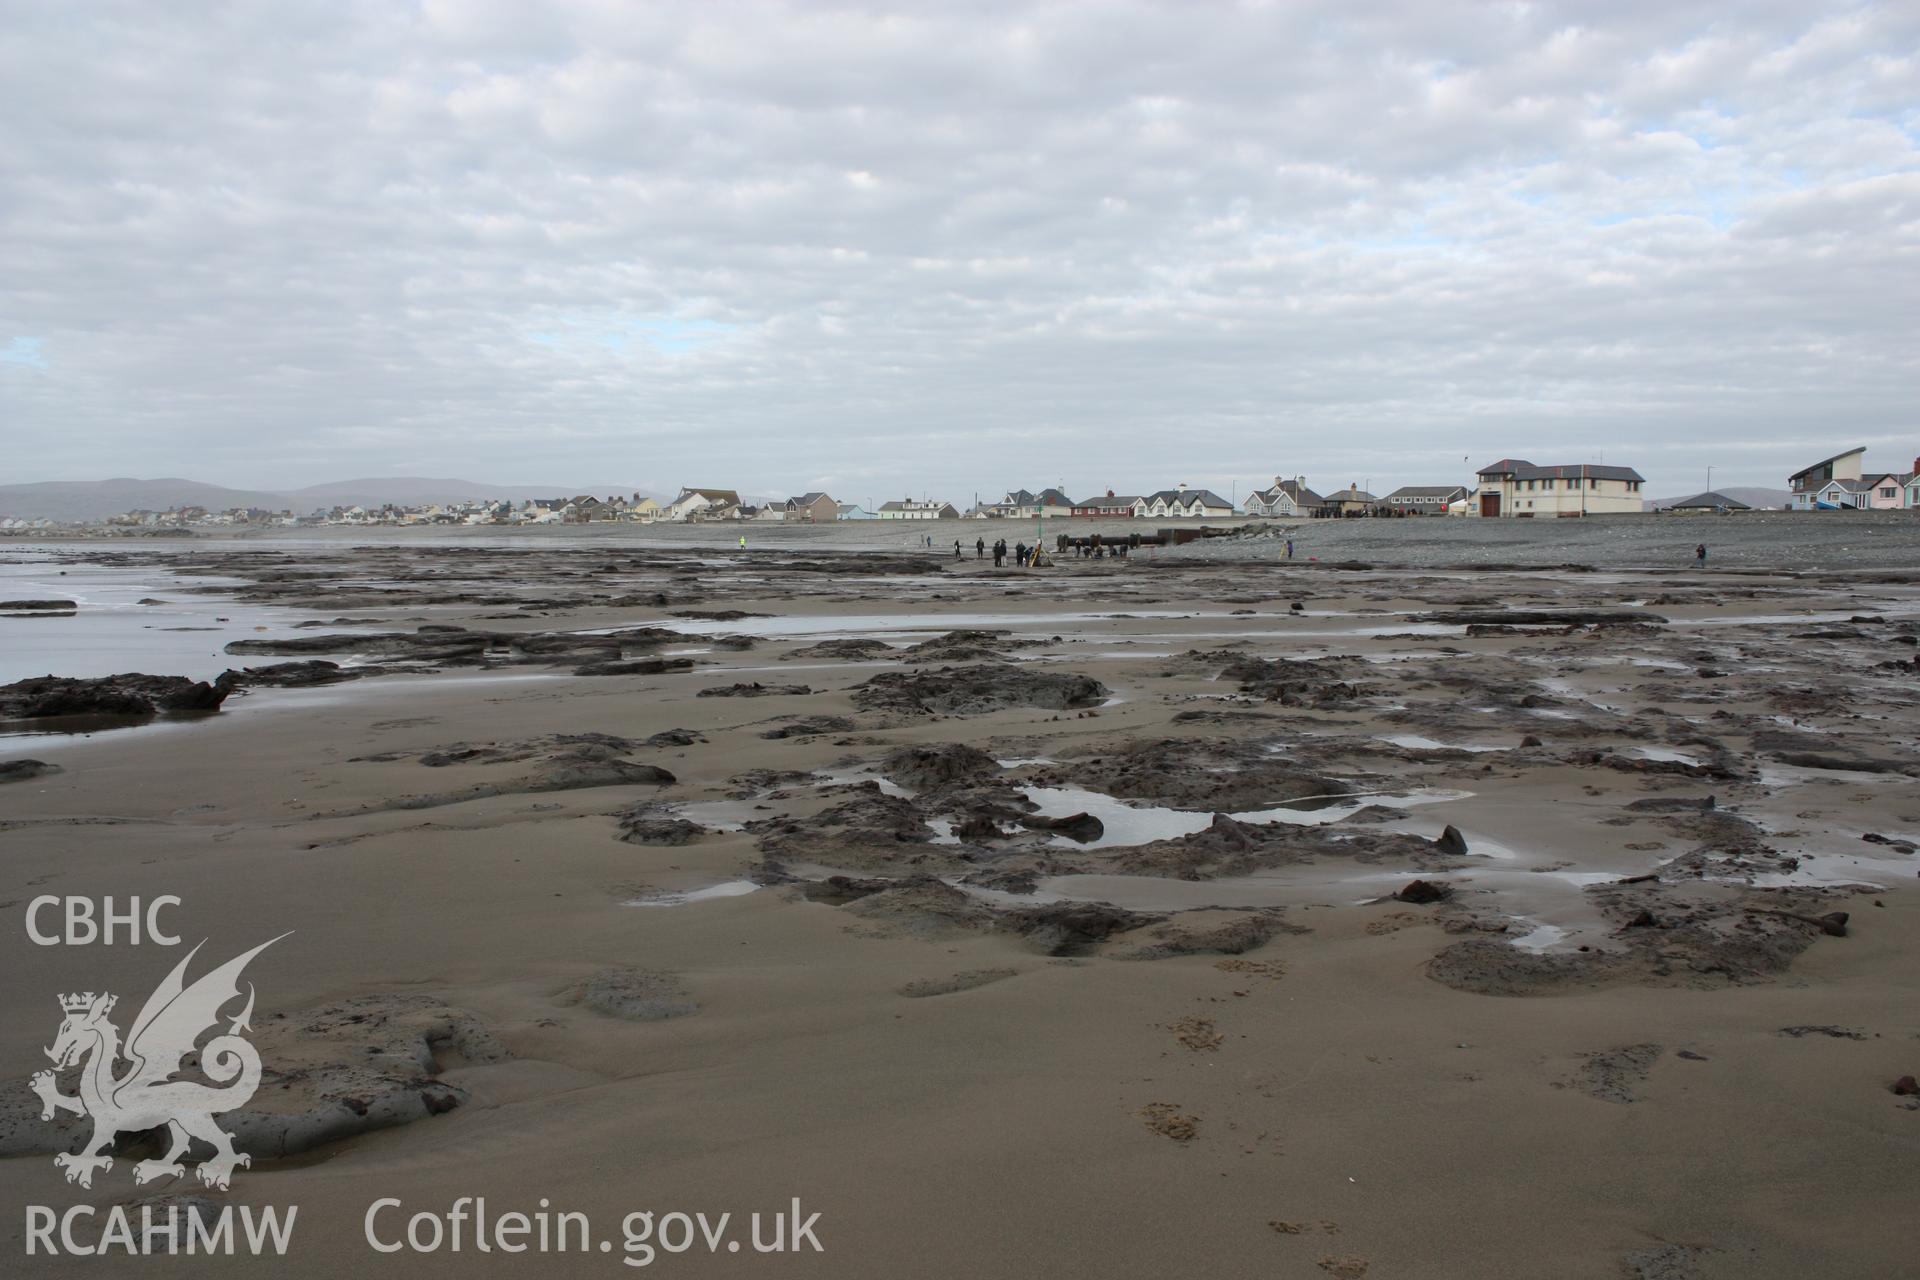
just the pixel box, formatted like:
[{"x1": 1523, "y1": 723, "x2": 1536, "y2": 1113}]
[{"x1": 1177, "y1": 482, "x2": 1187, "y2": 492}]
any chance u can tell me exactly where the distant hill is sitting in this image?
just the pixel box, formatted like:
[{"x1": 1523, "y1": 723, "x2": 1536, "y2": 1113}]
[
  {"x1": 0, "y1": 478, "x2": 291, "y2": 523},
  {"x1": 279, "y1": 477, "x2": 660, "y2": 510},
  {"x1": 1646, "y1": 486, "x2": 1793, "y2": 512},
  {"x1": 0, "y1": 477, "x2": 663, "y2": 522}
]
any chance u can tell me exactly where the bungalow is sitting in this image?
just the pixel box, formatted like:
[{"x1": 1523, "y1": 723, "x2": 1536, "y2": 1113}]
[
  {"x1": 1072, "y1": 491, "x2": 1144, "y2": 518},
  {"x1": 1035, "y1": 488, "x2": 1075, "y2": 518},
  {"x1": 1472, "y1": 460, "x2": 1644, "y2": 517},
  {"x1": 1663, "y1": 491, "x2": 1751, "y2": 514},
  {"x1": 1376, "y1": 485, "x2": 1468, "y2": 516},
  {"x1": 877, "y1": 498, "x2": 959, "y2": 520},
  {"x1": 624, "y1": 497, "x2": 663, "y2": 522},
  {"x1": 1810, "y1": 479, "x2": 1869, "y2": 509},
  {"x1": 1860, "y1": 472, "x2": 1913, "y2": 510},
  {"x1": 667, "y1": 487, "x2": 742, "y2": 521},
  {"x1": 977, "y1": 488, "x2": 1073, "y2": 519},
  {"x1": 1139, "y1": 485, "x2": 1235, "y2": 518},
  {"x1": 981, "y1": 489, "x2": 1037, "y2": 518},
  {"x1": 837, "y1": 503, "x2": 879, "y2": 520},
  {"x1": 1319, "y1": 486, "x2": 1377, "y2": 517},
  {"x1": 1789, "y1": 447, "x2": 1866, "y2": 510},
  {"x1": 1244, "y1": 478, "x2": 1321, "y2": 518},
  {"x1": 784, "y1": 492, "x2": 839, "y2": 523}
]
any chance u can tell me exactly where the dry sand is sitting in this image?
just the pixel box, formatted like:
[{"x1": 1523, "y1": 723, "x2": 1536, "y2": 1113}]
[{"x1": 1, "y1": 531, "x2": 1917, "y2": 1277}]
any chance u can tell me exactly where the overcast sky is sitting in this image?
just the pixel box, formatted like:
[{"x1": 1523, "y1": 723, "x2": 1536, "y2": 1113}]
[{"x1": 2, "y1": 1, "x2": 1915, "y2": 503}]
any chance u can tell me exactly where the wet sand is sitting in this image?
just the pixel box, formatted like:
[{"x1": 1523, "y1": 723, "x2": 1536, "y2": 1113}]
[{"x1": 2, "y1": 533, "x2": 1917, "y2": 1277}]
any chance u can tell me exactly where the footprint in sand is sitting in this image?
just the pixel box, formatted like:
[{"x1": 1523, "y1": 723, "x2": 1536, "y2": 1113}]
[
  {"x1": 1168, "y1": 1016, "x2": 1223, "y2": 1052},
  {"x1": 1136, "y1": 1102, "x2": 1199, "y2": 1141},
  {"x1": 1572, "y1": 1043, "x2": 1664, "y2": 1103}
]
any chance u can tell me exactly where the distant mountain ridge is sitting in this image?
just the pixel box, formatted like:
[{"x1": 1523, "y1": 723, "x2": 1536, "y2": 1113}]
[{"x1": 0, "y1": 477, "x2": 664, "y2": 522}]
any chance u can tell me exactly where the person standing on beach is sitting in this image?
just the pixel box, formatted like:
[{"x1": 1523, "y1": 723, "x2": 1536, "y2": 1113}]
[
  {"x1": 1285, "y1": 538, "x2": 1294, "y2": 560},
  {"x1": 954, "y1": 539, "x2": 962, "y2": 560},
  {"x1": 738, "y1": 535, "x2": 746, "y2": 551},
  {"x1": 975, "y1": 537, "x2": 985, "y2": 559},
  {"x1": 1695, "y1": 543, "x2": 1707, "y2": 568}
]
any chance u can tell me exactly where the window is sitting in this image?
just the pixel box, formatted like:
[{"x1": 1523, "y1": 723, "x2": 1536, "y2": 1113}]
[{"x1": 1881, "y1": 488, "x2": 1896, "y2": 499}]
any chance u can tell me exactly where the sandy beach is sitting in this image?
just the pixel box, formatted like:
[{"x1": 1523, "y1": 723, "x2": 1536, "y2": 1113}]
[{"x1": 3, "y1": 525, "x2": 1917, "y2": 1278}]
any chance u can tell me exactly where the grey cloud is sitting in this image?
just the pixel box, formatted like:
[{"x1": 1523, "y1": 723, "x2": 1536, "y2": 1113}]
[{"x1": 1, "y1": 0, "x2": 1915, "y2": 501}]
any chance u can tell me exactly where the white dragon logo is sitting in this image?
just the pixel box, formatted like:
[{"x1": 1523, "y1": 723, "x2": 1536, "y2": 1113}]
[{"x1": 28, "y1": 935, "x2": 287, "y2": 1191}]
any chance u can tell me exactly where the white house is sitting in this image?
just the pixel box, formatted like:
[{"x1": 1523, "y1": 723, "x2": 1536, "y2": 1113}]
[
  {"x1": 667, "y1": 487, "x2": 743, "y2": 521},
  {"x1": 1472, "y1": 460, "x2": 1644, "y2": 517},
  {"x1": 1139, "y1": 485, "x2": 1235, "y2": 518},
  {"x1": 1244, "y1": 478, "x2": 1321, "y2": 517},
  {"x1": 976, "y1": 488, "x2": 1072, "y2": 518},
  {"x1": 876, "y1": 498, "x2": 959, "y2": 519}
]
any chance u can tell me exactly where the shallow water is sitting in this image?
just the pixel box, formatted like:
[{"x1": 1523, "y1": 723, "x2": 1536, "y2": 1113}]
[
  {"x1": 815, "y1": 768, "x2": 909, "y2": 797},
  {"x1": 0, "y1": 554, "x2": 342, "y2": 683},
  {"x1": 1376, "y1": 734, "x2": 1508, "y2": 753},
  {"x1": 624, "y1": 880, "x2": 761, "y2": 907},
  {"x1": 1019, "y1": 784, "x2": 1471, "y2": 848},
  {"x1": 1633, "y1": 746, "x2": 1701, "y2": 765},
  {"x1": 669, "y1": 800, "x2": 762, "y2": 832}
]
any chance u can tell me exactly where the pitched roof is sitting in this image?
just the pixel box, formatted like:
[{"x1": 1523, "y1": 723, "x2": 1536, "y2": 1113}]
[
  {"x1": 1250, "y1": 480, "x2": 1323, "y2": 507},
  {"x1": 1381, "y1": 485, "x2": 1467, "y2": 500},
  {"x1": 1037, "y1": 488, "x2": 1074, "y2": 506},
  {"x1": 1146, "y1": 488, "x2": 1231, "y2": 507},
  {"x1": 787, "y1": 492, "x2": 831, "y2": 507},
  {"x1": 1665, "y1": 490, "x2": 1751, "y2": 510},
  {"x1": 1322, "y1": 488, "x2": 1376, "y2": 503},
  {"x1": 1475, "y1": 460, "x2": 1644, "y2": 483},
  {"x1": 675, "y1": 487, "x2": 741, "y2": 504}
]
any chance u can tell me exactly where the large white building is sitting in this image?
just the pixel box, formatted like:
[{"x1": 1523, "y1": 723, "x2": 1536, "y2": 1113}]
[
  {"x1": 1472, "y1": 460, "x2": 1644, "y2": 517},
  {"x1": 876, "y1": 498, "x2": 958, "y2": 519}
]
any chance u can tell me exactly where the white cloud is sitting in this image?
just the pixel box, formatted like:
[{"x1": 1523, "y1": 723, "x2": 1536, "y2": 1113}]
[{"x1": 0, "y1": 0, "x2": 1915, "y2": 497}]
